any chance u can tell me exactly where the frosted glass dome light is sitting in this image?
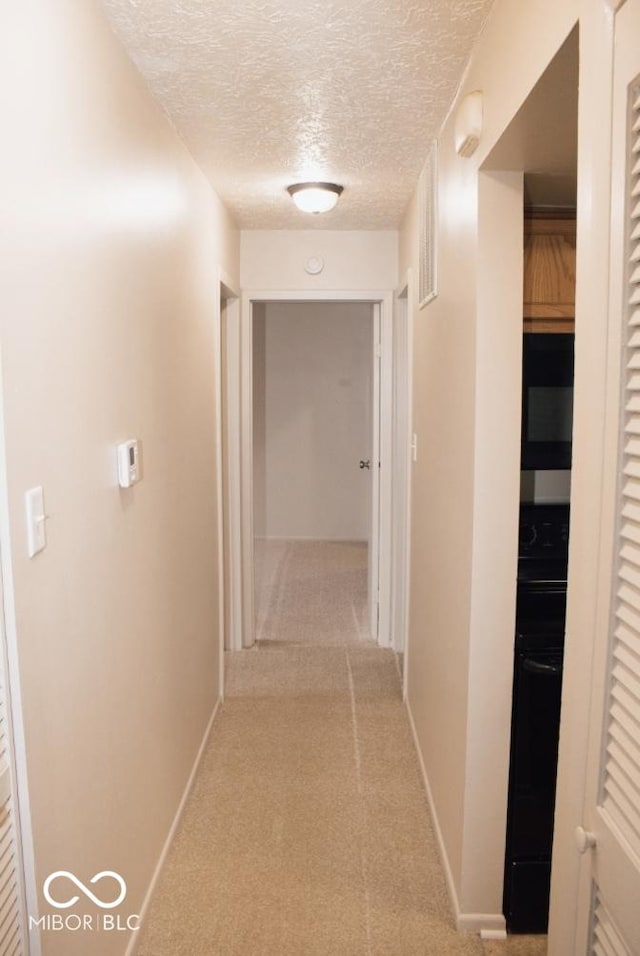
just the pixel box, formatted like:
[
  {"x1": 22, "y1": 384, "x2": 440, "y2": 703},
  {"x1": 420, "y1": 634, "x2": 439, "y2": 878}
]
[{"x1": 287, "y1": 182, "x2": 343, "y2": 214}]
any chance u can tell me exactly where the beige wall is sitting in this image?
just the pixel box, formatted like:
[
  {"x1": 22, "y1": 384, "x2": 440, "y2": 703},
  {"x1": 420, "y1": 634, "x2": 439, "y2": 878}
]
[
  {"x1": 262, "y1": 302, "x2": 372, "y2": 541},
  {"x1": 2, "y1": 2, "x2": 238, "y2": 953},
  {"x1": 400, "y1": 0, "x2": 580, "y2": 928},
  {"x1": 241, "y1": 230, "x2": 398, "y2": 291}
]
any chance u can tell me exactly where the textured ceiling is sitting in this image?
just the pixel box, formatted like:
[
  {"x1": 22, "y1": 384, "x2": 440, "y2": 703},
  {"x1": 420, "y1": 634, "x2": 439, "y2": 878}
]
[{"x1": 101, "y1": 0, "x2": 493, "y2": 229}]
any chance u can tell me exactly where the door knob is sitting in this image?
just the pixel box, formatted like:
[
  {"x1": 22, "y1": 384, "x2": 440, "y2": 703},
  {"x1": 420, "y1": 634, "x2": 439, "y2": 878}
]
[
  {"x1": 575, "y1": 826, "x2": 596, "y2": 854},
  {"x1": 359, "y1": 460, "x2": 371, "y2": 470}
]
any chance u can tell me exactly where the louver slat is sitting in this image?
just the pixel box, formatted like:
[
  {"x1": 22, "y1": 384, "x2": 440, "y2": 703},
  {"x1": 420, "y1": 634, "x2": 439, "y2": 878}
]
[
  {"x1": 619, "y1": 557, "x2": 640, "y2": 589},
  {"x1": 622, "y1": 477, "x2": 640, "y2": 501},
  {"x1": 624, "y1": 412, "x2": 640, "y2": 433},
  {"x1": 619, "y1": 520, "x2": 640, "y2": 546},
  {"x1": 618, "y1": 581, "x2": 640, "y2": 614},
  {"x1": 622, "y1": 458, "x2": 640, "y2": 479},
  {"x1": 609, "y1": 714, "x2": 640, "y2": 771},
  {"x1": 592, "y1": 895, "x2": 633, "y2": 955}
]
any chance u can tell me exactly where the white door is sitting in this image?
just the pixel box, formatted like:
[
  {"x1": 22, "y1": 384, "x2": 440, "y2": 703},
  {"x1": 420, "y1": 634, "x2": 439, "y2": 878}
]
[
  {"x1": 368, "y1": 304, "x2": 381, "y2": 640},
  {"x1": 577, "y1": 3, "x2": 640, "y2": 950}
]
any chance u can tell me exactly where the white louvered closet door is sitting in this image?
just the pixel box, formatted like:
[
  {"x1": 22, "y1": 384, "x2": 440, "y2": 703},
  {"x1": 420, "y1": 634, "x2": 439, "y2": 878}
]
[
  {"x1": 0, "y1": 662, "x2": 26, "y2": 956},
  {"x1": 580, "y1": 2, "x2": 640, "y2": 953}
]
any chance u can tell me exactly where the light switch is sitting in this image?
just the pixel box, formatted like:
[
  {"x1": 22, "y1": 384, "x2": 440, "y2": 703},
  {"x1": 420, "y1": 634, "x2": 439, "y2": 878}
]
[{"x1": 25, "y1": 487, "x2": 47, "y2": 558}]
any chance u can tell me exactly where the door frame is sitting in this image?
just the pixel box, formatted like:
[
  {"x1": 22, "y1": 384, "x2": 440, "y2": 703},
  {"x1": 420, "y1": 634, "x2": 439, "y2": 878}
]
[
  {"x1": 233, "y1": 289, "x2": 394, "y2": 649},
  {"x1": 215, "y1": 272, "x2": 241, "y2": 685},
  {"x1": 392, "y1": 271, "x2": 414, "y2": 697}
]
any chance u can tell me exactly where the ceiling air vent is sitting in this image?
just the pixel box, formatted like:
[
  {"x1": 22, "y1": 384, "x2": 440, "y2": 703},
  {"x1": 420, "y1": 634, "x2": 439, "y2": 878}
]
[{"x1": 418, "y1": 141, "x2": 438, "y2": 309}]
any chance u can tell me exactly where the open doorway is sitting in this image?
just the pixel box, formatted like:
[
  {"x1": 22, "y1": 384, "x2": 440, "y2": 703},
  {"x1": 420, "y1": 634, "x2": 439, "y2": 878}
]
[
  {"x1": 252, "y1": 301, "x2": 378, "y2": 646},
  {"x1": 480, "y1": 25, "x2": 578, "y2": 937},
  {"x1": 234, "y1": 290, "x2": 394, "y2": 652}
]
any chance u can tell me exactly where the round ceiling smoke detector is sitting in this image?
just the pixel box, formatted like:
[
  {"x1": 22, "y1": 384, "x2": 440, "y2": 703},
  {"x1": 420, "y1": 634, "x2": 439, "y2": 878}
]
[
  {"x1": 287, "y1": 182, "x2": 343, "y2": 214},
  {"x1": 305, "y1": 256, "x2": 324, "y2": 275}
]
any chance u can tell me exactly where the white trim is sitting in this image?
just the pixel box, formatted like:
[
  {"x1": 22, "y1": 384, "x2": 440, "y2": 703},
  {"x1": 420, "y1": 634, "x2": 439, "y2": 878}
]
[
  {"x1": 401, "y1": 271, "x2": 414, "y2": 700},
  {"x1": 390, "y1": 289, "x2": 406, "y2": 654},
  {"x1": 480, "y1": 928, "x2": 508, "y2": 941},
  {"x1": 418, "y1": 142, "x2": 439, "y2": 309},
  {"x1": 405, "y1": 698, "x2": 506, "y2": 938},
  {"x1": 216, "y1": 274, "x2": 241, "y2": 683},
  {"x1": 378, "y1": 299, "x2": 393, "y2": 647},
  {"x1": 369, "y1": 304, "x2": 381, "y2": 639},
  {"x1": 238, "y1": 290, "x2": 394, "y2": 649},
  {"x1": 458, "y1": 914, "x2": 507, "y2": 935},
  {"x1": 390, "y1": 271, "x2": 414, "y2": 678},
  {"x1": 213, "y1": 274, "x2": 224, "y2": 698},
  {"x1": 218, "y1": 277, "x2": 241, "y2": 667},
  {"x1": 224, "y1": 295, "x2": 244, "y2": 652},
  {"x1": 0, "y1": 348, "x2": 40, "y2": 956},
  {"x1": 125, "y1": 697, "x2": 221, "y2": 956},
  {"x1": 405, "y1": 699, "x2": 461, "y2": 924},
  {"x1": 240, "y1": 296, "x2": 256, "y2": 646}
]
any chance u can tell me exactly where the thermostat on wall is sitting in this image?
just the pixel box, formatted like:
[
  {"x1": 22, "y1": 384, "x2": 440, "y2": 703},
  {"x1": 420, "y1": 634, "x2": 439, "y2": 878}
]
[{"x1": 117, "y1": 439, "x2": 141, "y2": 488}]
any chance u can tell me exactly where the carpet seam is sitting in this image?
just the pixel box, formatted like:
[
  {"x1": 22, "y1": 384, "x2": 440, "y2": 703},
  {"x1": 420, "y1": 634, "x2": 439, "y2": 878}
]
[{"x1": 345, "y1": 645, "x2": 374, "y2": 956}]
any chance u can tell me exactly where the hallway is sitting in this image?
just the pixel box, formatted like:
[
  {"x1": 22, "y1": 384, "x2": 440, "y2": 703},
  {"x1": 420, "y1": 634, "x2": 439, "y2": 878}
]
[
  {"x1": 5, "y1": 3, "x2": 628, "y2": 953},
  {"x1": 136, "y1": 549, "x2": 545, "y2": 955}
]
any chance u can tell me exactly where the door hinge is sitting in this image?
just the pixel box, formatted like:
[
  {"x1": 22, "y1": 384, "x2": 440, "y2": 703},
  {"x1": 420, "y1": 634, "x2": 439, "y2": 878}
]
[{"x1": 375, "y1": 342, "x2": 382, "y2": 359}]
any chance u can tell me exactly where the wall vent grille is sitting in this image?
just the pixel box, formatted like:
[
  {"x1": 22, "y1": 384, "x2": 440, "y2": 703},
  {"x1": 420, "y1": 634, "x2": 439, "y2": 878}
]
[{"x1": 418, "y1": 141, "x2": 438, "y2": 309}]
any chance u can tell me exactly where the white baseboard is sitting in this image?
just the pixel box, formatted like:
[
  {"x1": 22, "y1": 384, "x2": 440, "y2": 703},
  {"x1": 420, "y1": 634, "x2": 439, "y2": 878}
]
[
  {"x1": 479, "y1": 925, "x2": 508, "y2": 939},
  {"x1": 404, "y1": 699, "x2": 506, "y2": 938},
  {"x1": 405, "y1": 699, "x2": 462, "y2": 922},
  {"x1": 124, "y1": 697, "x2": 221, "y2": 956}
]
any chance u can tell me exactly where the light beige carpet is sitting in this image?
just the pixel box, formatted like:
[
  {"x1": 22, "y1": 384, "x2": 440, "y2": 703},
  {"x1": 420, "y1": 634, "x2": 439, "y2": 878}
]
[
  {"x1": 255, "y1": 540, "x2": 370, "y2": 645},
  {"x1": 136, "y1": 542, "x2": 546, "y2": 955}
]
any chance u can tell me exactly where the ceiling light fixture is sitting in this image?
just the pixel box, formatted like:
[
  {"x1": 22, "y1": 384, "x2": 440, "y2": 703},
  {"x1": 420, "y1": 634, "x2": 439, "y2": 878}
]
[{"x1": 286, "y1": 182, "x2": 343, "y2": 214}]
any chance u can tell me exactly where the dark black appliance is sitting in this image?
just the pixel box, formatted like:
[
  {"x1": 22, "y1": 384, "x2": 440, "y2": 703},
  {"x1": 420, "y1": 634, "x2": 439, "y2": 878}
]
[
  {"x1": 521, "y1": 333, "x2": 574, "y2": 470},
  {"x1": 503, "y1": 503, "x2": 569, "y2": 934}
]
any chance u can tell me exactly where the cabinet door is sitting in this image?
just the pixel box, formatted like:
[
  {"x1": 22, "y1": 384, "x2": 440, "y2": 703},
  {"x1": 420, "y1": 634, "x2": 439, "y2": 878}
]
[{"x1": 523, "y1": 218, "x2": 576, "y2": 331}]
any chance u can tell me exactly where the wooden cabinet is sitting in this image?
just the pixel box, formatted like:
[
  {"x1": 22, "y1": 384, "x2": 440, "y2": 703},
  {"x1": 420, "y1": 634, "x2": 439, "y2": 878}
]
[{"x1": 523, "y1": 216, "x2": 576, "y2": 332}]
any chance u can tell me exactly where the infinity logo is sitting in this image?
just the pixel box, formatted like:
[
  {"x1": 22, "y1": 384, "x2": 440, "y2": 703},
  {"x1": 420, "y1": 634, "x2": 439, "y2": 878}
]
[{"x1": 43, "y1": 871, "x2": 127, "y2": 910}]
